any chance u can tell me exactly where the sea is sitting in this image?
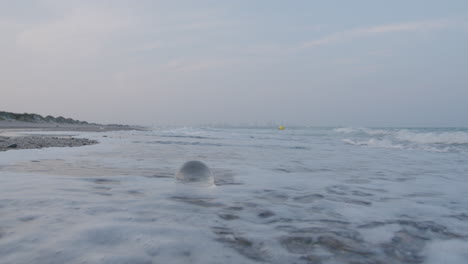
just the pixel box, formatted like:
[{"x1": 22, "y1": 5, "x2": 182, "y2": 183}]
[{"x1": 1, "y1": 127, "x2": 468, "y2": 264}]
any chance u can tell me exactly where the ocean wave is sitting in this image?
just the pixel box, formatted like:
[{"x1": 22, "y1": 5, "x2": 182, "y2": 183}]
[
  {"x1": 336, "y1": 127, "x2": 468, "y2": 144},
  {"x1": 334, "y1": 127, "x2": 357, "y2": 133},
  {"x1": 334, "y1": 127, "x2": 391, "y2": 136},
  {"x1": 362, "y1": 128, "x2": 391, "y2": 136},
  {"x1": 395, "y1": 130, "x2": 468, "y2": 145},
  {"x1": 149, "y1": 140, "x2": 224, "y2": 147},
  {"x1": 339, "y1": 128, "x2": 468, "y2": 152},
  {"x1": 342, "y1": 138, "x2": 404, "y2": 149},
  {"x1": 158, "y1": 135, "x2": 215, "y2": 140}
]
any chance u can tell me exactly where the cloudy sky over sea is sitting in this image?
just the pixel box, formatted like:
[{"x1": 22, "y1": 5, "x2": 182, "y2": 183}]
[{"x1": 1, "y1": 0, "x2": 467, "y2": 126}]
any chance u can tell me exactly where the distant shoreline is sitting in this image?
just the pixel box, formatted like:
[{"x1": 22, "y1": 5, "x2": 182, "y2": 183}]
[
  {"x1": 0, "y1": 120, "x2": 146, "y2": 131},
  {"x1": 0, "y1": 120, "x2": 146, "y2": 152}
]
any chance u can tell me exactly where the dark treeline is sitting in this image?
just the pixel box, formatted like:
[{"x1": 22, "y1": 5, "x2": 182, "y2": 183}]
[{"x1": 0, "y1": 111, "x2": 91, "y2": 125}]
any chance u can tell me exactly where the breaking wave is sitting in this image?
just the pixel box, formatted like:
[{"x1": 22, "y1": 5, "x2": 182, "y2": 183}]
[
  {"x1": 342, "y1": 138, "x2": 404, "y2": 149},
  {"x1": 334, "y1": 127, "x2": 391, "y2": 136},
  {"x1": 395, "y1": 130, "x2": 468, "y2": 145},
  {"x1": 333, "y1": 127, "x2": 358, "y2": 133},
  {"x1": 337, "y1": 127, "x2": 468, "y2": 152}
]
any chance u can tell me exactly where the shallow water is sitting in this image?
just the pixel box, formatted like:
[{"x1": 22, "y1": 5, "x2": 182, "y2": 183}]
[{"x1": 1, "y1": 127, "x2": 468, "y2": 263}]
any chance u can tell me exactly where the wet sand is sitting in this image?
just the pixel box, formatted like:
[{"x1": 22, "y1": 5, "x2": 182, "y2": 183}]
[
  {"x1": 0, "y1": 120, "x2": 145, "y2": 131},
  {"x1": 0, "y1": 120, "x2": 145, "y2": 152}
]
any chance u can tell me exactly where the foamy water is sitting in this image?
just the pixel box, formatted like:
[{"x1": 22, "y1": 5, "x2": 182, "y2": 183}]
[
  {"x1": 1, "y1": 127, "x2": 468, "y2": 263},
  {"x1": 338, "y1": 127, "x2": 468, "y2": 152}
]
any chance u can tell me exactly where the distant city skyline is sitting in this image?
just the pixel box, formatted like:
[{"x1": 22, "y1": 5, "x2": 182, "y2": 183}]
[{"x1": 1, "y1": 0, "x2": 467, "y2": 127}]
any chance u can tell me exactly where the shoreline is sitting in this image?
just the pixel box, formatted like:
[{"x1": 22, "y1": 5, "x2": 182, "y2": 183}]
[
  {"x1": 0, "y1": 120, "x2": 146, "y2": 152},
  {"x1": 0, "y1": 120, "x2": 146, "y2": 131},
  {"x1": 0, "y1": 135, "x2": 98, "y2": 152}
]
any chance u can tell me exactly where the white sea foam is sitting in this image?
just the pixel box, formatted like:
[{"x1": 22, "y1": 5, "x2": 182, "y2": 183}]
[
  {"x1": 337, "y1": 127, "x2": 468, "y2": 152},
  {"x1": 342, "y1": 138, "x2": 404, "y2": 149},
  {"x1": 359, "y1": 224, "x2": 402, "y2": 244},
  {"x1": 425, "y1": 240, "x2": 468, "y2": 264},
  {"x1": 362, "y1": 128, "x2": 392, "y2": 136},
  {"x1": 334, "y1": 127, "x2": 391, "y2": 135},
  {"x1": 333, "y1": 127, "x2": 357, "y2": 133},
  {"x1": 396, "y1": 130, "x2": 468, "y2": 145}
]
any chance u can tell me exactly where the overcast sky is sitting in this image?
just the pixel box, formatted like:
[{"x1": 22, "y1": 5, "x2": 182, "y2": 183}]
[{"x1": 1, "y1": 0, "x2": 467, "y2": 127}]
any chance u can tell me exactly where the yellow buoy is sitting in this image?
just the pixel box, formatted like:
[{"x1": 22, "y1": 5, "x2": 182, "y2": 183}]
[{"x1": 278, "y1": 125, "x2": 285, "y2": 130}]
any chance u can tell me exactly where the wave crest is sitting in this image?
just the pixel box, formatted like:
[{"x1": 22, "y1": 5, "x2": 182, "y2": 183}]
[
  {"x1": 334, "y1": 127, "x2": 391, "y2": 136},
  {"x1": 338, "y1": 128, "x2": 468, "y2": 152},
  {"x1": 334, "y1": 127, "x2": 357, "y2": 133},
  {"x1": 342, "y1": 138, "x2": 404, "y2": 149},
  {"x1": 396, "y1": 130, "x2": 468, "y2": 145}
]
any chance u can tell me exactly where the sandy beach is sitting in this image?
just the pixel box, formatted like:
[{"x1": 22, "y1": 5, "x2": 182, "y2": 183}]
[{"x1": 0, "y1": 120, "x2": 145, "y2": 152}]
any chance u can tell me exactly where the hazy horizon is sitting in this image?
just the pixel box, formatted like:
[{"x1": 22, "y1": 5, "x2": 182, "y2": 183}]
[{"x1": 1, "y1": 0, "x2": 467, "y2": 127}]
